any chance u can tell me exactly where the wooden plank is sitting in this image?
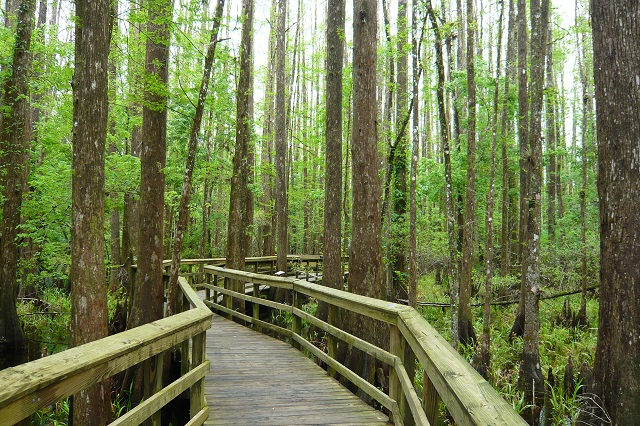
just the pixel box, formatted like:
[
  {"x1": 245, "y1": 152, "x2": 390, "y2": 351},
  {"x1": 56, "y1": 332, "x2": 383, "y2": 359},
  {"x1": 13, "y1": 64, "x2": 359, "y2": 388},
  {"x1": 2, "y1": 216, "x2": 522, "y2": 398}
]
[
  {"x1": 397, "y1": 309, "x2": 526, "y2": 426},
  {"x1": 110, "y1": 361, "x2": 209, "y2": 426},
  {"x1": 204, "y1": 313, "x2": 389, "y2": 425}
]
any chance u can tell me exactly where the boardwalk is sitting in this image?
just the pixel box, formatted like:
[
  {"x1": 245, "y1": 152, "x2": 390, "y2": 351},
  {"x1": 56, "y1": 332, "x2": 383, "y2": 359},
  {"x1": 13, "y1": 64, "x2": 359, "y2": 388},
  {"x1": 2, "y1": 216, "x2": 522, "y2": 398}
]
[{"x1": 204, "y1": 313, "x2": 390, "y2": 425}]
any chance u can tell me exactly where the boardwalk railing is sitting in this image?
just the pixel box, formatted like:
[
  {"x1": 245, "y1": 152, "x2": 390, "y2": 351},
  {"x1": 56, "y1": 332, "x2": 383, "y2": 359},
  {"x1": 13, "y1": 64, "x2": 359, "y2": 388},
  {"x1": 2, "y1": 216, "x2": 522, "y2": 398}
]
[
  {"x1": 0, "y1": 274, "x2": 212, "y2": 425},
  {"x1": 200, "y1": 260, "x2": 526, "y2": 426}
]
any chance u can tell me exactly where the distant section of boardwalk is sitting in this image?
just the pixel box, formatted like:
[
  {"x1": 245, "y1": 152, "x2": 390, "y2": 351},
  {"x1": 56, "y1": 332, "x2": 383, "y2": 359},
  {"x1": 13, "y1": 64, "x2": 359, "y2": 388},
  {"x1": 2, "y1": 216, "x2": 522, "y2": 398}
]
[{"x1": 204, "y1": 313, "x2": 390, "y2": 425}]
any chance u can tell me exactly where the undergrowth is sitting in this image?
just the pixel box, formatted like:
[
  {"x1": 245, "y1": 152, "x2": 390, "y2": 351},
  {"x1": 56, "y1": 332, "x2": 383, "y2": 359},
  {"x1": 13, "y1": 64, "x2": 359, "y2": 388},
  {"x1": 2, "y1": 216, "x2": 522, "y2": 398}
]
[{"x1": 417, "y1": 273, "x2": 598, "y2": 425}]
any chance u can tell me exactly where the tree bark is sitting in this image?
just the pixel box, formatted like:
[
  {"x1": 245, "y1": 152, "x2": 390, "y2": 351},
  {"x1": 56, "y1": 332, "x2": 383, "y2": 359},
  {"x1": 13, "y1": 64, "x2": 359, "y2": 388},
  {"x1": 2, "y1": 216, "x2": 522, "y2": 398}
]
[
  {"x1": 510, "y1": 0, "x2": 529, "y2": 340},
  {"x1": 317, "y1": 0, "x2": 345, "y2": 323},
  {"x1": 70, "y1": 0, "x2": 112, "y2": 422},
  {"x1": 479, "y1": 0, "x2": 505, "y2": 379},
  {"x1": 130, "y1": 0, "x2": 172, "y2": 328},
  {"x1": 592, "y1": 1, "x2": 640, "y2": 423},
  {"x1": 0, "y1": 0, "x2": 36, "y2": 368},
  {"x1": 226, "y1": 0, "x2": 253, "y2": 312},
  {"x1": 459, "y1": 0, "x2": 477, "y2": 347},
  {"x1": 519, "y1": 0, "x2": 548, "y2": 421},
  {"x1": 348, "y1": 0, "x2": 385, "y2": 399}
]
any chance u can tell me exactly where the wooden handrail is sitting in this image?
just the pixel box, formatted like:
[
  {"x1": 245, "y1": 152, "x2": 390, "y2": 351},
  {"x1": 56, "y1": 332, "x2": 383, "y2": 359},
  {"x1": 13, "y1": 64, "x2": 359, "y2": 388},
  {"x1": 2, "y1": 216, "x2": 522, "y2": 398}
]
[
  {"x1": 199, "y1": 261, "x2": 525, "y2": 426},
  {"x1": 0, "y1": 276, "x2": 212, "y2": 425}
]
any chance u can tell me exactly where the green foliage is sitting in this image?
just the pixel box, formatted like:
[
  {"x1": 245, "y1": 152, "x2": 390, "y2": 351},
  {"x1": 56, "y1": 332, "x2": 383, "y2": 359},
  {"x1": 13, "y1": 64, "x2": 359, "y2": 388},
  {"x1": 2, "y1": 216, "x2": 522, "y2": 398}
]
[
  {"x1": 417, "y1": 273, "x2": 598, "y2": 423},
  {"x1": 17, "y1": 287, "x2": 71, "y2": 355}
]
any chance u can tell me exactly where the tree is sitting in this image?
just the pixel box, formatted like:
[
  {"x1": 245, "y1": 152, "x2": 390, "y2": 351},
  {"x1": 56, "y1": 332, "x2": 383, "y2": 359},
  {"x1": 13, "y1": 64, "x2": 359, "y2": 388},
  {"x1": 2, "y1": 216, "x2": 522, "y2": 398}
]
[
  {"x1": 390, "y1": 0, "x2": 409, "y2": 301},
  {"x1": 510, "y1": 0, "x2": 529, "y2": 340},
  {"x1": 348, "y1": 0, "x2": 384, "y2": 393},
  {"x1": 129, "y1": 0, "x2": 172, "y2": 329},
  {"x1": 317, "y1": 0, "x2": 345, "y2": 322},
  {"x1": 519, "y1": 0, "x2": 548, "y2": 420},
  {"x1": 426, "y1": 0, "x2": 458, "y2": 349},
  {"x1": 275, "y1": 0, "x2": 288, "y2": 274},
  {"x1": 226, "y1": 0, "x2": 253, "y2": 311},
  {"x1": 459, "y1": 0, "x2": 478, "y2": 346},
  {"x1": 479, "y1": 0, "x2": 506, "y2": 379},
  {"x1": 0, "y1": 0, "x2": 36, "y2": 367},
  {"x1": 69, "y1": 0, "x2": 112, "y2": 422},
  {"x1": 169, "y1": 0, "x2": 225, "y2": 314},
  {"x1": 408, "y1": 0, "x2": 420, "y2": 309},
  {"x1": 258, "y1": 0, "x2": 277, "y2": 257},
  {"x1": 592, "y1": 1, "x2": 640, "y2": 423}
]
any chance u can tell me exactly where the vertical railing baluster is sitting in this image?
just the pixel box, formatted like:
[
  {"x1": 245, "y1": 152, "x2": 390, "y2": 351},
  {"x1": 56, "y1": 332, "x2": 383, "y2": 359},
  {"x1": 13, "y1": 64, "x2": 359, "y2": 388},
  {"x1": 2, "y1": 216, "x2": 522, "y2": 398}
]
[
  {"x1": 190, "y1": 331, "x2": 206, "y2": 419},
  {"x1": 422, "y1": 372, "x2": 440, "y2": 425},
  {"x1": 327, "y1": 304, "x2": 338, "y2": 378}
]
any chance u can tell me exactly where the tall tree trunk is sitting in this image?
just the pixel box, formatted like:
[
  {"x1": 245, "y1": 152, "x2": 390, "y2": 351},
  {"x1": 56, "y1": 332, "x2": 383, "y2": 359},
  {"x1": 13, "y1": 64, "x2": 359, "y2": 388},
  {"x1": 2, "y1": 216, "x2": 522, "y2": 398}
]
[
  {"x1": 0, "y1": 0, "x2": 36, "y2": 368},
  {"x1": 426, "y1": 0, "x2": 458, "y2": 350},
  {"x1": 170, "y1": 0, "x2": 225, "y2": 314},
  {"x1": 130, "y1": 0, "x2": 172, "y2": 328},
  {"x1": 259, "y1": 0, "x2": 277, "y2": 257},
  {"x1": 459, "y1": 0, "x2": 477, "y2": 347},
  {"x1": 519, "y1": 0, "x2": 548, "y2": 422},
  {"x1": 317, "y1": 0, "x2": 345, "y2": 323},
  {"x1": 408, "y1": 0, "x2": 420, "y2": 309},
  {"x1": 576, "y1": 2, "x2": 590, "y2": 324},
  {"x1": 70, "y1": 0, "x2": 112, "y2": 422},
  {"x1": 592, "y1": 2, "x2": 640, "y2": 423},
  {"x1": 226, "y1": 0, "x2": 253, "y2": 309},
  {"x1": 479, "y1": 0, "x2": 505, "y2": 379},
  {"x1": 500, "y1": 0, "x2": 516, "y2": 278},
  {"x1": 510, "y1": 0, "x2": 529, "y2": 340},
  {"x1": 545, "y1": 25, "x2": 557, "y2": 246},
  {"x1": 348, "y1": 0, "x2": 385, "y2": 400},
  {"x1": 391, "y1": 0, "x2": 409, "y2": 301},
  {"x1": 275, "y1": 0, "x2": 288, "y2": 274}
]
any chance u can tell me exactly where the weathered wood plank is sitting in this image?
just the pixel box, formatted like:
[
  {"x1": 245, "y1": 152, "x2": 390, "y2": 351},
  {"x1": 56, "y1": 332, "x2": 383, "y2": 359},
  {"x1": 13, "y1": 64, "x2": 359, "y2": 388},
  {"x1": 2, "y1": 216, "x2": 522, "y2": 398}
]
[{"x1": 204, "y1": 313, "x2": 389, "y2": 425}]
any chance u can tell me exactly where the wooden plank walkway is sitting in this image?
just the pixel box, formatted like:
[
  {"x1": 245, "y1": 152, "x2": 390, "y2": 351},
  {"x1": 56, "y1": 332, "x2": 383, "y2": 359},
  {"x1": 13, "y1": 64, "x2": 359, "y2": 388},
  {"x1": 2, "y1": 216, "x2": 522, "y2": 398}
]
[{"x1": 204, "y1": 313, "x2": 390, "y2": 425}]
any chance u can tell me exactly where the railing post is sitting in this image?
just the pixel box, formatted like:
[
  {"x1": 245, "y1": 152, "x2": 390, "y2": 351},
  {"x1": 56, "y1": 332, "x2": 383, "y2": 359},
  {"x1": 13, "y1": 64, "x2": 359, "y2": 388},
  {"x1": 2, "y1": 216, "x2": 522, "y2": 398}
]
[
  {"x1": 190, "y1": 331, "x2": 206, "y2": 420},
  {"x1": 213, "y1": 273, "x2": 219, "y2": 306},
  {"x1": 327, "y1": 304, "x2": 339, "y2": 378},
  {"x1": 224, "y1": 276, "x2": 232, "y2": 320},
  {"x1": 253, "y1": 280, "x2": 261, "y2": 330},
  {"x1": 292, "y1": 289, "x2": 302, "y2": 349},
  {"x1": 143, "y1": 351, "x2": 163, "y2": 426},
  {"x1": 205, "y1": 269, "x2": 211, "y2": 302},
  {"x1": 422, "y1": 371, "x2": 440, "y2": 426},
  {"x1": 390, "y1": 325, "x2": 413, "y2": 425}
]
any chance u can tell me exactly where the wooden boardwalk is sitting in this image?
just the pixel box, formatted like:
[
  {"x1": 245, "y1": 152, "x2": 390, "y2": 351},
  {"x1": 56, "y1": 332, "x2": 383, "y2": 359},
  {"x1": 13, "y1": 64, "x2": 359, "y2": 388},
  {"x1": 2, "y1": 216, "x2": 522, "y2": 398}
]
[{"x1": 204, "y1": 313, "x2": 390, "y2": 425}]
